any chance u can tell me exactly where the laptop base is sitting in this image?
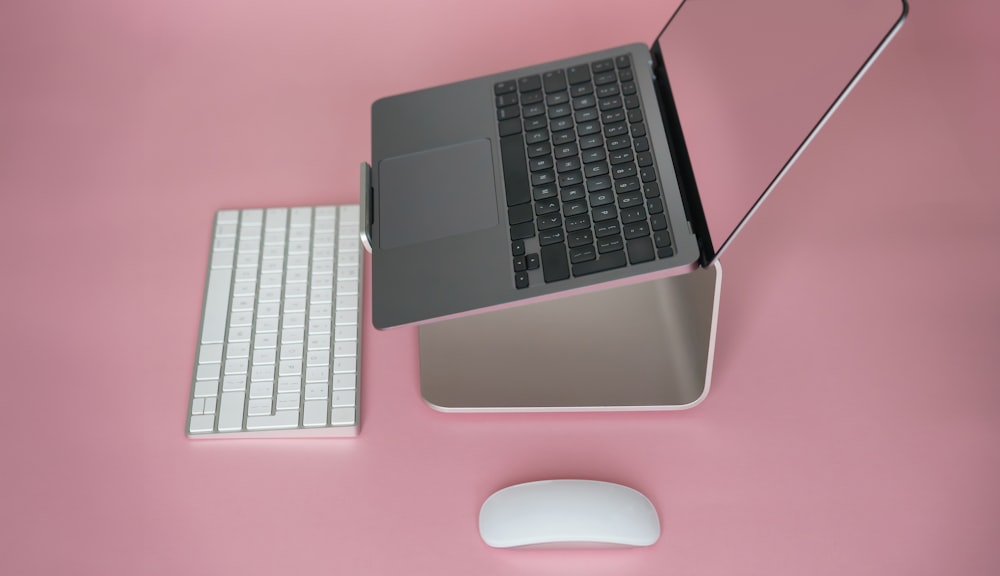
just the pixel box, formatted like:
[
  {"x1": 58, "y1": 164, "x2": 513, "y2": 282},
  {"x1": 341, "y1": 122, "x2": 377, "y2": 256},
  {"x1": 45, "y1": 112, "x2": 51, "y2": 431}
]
[{"x1": 417, "y1": 261, "x2": 721, "y2": 412}]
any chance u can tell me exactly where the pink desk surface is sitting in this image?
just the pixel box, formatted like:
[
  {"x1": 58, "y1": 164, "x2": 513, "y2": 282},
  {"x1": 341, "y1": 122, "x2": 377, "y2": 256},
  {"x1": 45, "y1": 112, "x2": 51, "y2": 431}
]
[{"x1": 2, "y1": 1, "x2": 998, "y2": 574}]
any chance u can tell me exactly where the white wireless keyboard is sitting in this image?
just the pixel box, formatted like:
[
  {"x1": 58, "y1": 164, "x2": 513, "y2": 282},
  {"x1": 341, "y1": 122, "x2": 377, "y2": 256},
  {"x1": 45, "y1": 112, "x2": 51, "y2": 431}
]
[{"x1": 188, "y1": 206, "x2": 362, "y2": 438}]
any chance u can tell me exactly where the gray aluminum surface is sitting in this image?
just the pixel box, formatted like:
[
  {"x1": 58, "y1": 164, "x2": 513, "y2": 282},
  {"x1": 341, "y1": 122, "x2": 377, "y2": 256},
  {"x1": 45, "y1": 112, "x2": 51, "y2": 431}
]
[{"x1": 418, "y1": 261, "x2": 720, "y2": 411}]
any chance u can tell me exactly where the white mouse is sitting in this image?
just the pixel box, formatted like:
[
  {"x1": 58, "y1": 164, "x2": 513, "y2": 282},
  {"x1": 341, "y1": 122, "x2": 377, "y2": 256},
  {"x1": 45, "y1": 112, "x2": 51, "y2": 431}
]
[{"x1": 478, "y1": 479, "x2": 660, "y2": 548}]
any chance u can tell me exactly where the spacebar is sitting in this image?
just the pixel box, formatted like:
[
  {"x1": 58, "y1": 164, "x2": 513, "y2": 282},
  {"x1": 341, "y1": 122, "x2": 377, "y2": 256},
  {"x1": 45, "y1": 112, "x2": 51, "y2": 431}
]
[
  {"x1": 572, "y1": 252, "x2": 627, "y2": 276},
  {"x1": 499, "y1": 135, "x2": 531, "y2": 207}
]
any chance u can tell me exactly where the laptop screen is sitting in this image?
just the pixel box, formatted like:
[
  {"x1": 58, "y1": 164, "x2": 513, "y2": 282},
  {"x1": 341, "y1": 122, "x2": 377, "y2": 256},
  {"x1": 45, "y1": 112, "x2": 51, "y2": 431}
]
[{"x1": 656, "y1": 0, "x2": 907, "y2": 259}]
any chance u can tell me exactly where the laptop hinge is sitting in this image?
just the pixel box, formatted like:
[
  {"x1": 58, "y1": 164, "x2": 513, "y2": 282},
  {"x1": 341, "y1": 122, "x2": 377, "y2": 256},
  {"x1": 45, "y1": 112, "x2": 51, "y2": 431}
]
[
  {"x1": 359, "y1": 162, "x2": 374, "y2": 253},
  {"x1": 648, "y1": 42, "x2": 714, "y2": 265}
]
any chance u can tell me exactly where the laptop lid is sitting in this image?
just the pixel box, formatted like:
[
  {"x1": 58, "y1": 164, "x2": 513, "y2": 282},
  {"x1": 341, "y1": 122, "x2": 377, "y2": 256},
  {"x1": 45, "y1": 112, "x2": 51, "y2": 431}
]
[{"x1": 651, "y1": 0, "x2": 908, "y2": 264}]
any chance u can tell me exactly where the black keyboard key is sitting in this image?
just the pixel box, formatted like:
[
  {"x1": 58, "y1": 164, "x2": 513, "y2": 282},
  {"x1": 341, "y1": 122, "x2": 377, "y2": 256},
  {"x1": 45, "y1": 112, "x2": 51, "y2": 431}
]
[
  {"x1": 618, "y1": 192, "x2": 644, "y2": 210},
  {"x1": 584, "y1": 162, "x2": 609, "y2": 178},
  {"x1": 515, "y1": 271, "x2": 529, "y2": 289},
  {"x1": 570, "y1": 83, "x2": 593, "y2": 97},
  {"x1": 562, "y1": 200, "x2": 588, "y2": 217},
  {"x1": 518, "y1": 75, "x2": 541, "y2": 92},
  {"x1": 607, "y1": 136, "x2": 631, "y2": 151},
  {"x1": 621, "y1": 81, "x2": 637, "y2": 96},
  {"x1": 594, "y1": 71, "x2": 617, "y2": 85},
  {"x1": 512, "y1": 239, "x2": 525, "y2": 256},
  {"x1": 500, "y1": 134, "x2": 531, "y2": 207},
  {"x1": 598, "y1": 235, "x2": 624, "y2": 253},
  {"x1": 508, "y1": 203, "x2": 533, "y2": 225},
  {"x1": 533, "y1": 184, "x2": 557, "y2": 201},
  {"x1": 627, "y1": 109, "x2": 643, "y2": 123},
  {"x1": 577, "y1": 122, "x2": 601, "y2": 137},
  {"x1": 631, "y1": 123, "x2": 646, "y2": 137},
  {"x1": 546, "y1": 91, "x2": 569, "y2": 106},
  {"x1": 525, "y1": 129, "x2": 548, "y2": 144},
  {"x1": 640, "y1": 167, "x2": 657, "y2": 183},
  {"x1": 634, "y1": 136, "x2": 650, "y2": 153},
  {"x1": 548, "y1": 104, "x2": 571, "y2": 119},
  {"x1": 570, "y1": 245, "x2": 597, "y2": 264},
  {"x1": 650, "y1": 213, "x2": 668, "y2": 231},
  {"x1": 539, "y1": 228, "x2": 565, "y2": 246},
  {"x1": 612, "y1": 163, "x2": 636, "y2": 179},
  {"x1": 623, "y1": 221, "x2": 650, "y2": 240},
  {"x1": 537, "y1": 214, "x2": 561, "y2": 230},
  {"x1": 510, "y1": 221, "x2": 535, "y2": 240},
  {"x1": 592, "y1": 205, "x2": 617, "y2": 222},
  {"x1": 643, "y1": 182, "x2": 661, "y2": 198},
  {"x1": 556, "y1": 157, "x2": 581, "y2": 173},
  {"x1": 624, "y1": 95, "x2": 640, "y2": 109},
  {"x1": 636, "y1": 151, "x2": 653, "y2": 167},
  {"x1": 494, "y1": 80, "x2": 516, "y2": 95},
  {"x1": 615, "y1": 54, "x2": 631, "y2": 69},
  {"x1": 614, "y1": 176, "x2": 640, "y2": 194},
  {"x1": 551, "y1": 131, "x2": 575, "y2": 145},
  {"x1": 589, "y1": 190, "x2": 614, "y2": 207},
  {"x1": 567, "y1": 65, "x2": 591, "y2": 85},
  {"x1": 558, "y1": 171, "x2": 583, "y2": 187},
  {"x1": 522, "y1": 103, "x2": 545, "y2": 118},
  {"x1": 620, "y1": 205, "x2": 647, "y2": 224},
  {"x1": 531, "y1": 170, "x2": 555, "y2": 186},
  {"x1": 575, "y1": 108, "x2": 599, "y2": 123},
  {"x1": 581, "y1": 148, "x2": 607, "y2": 163},
  {"x1": 565, "y1": 214, "x2": 591, "y2": 232},
  {"x1": 654, "y1": 231, "x2": 672, "y2": 249},
  {"x1": 598, "y1": 96, "x2": 622, "y2": 111},
  {"x1": 513, "y1": 255, "x2": 527, "y2": 272},
  {"x1": 550, "y1": 117, "x2": 573, "y2": 133},
  {"x1": 627, "y1": 237, "x2": 655, "y2": 264},
  {"x1": 497, "y1": 105, "x2": 519, "y2": 121},
  {"x1": 572, "y1": 95, "x2": 597, "y2": 110},
  {"x1": 560, "y1": 184, "x2": 585, "y2": 202},
  {"x1": 646, "y1": 197, "x2": 664, "y2": 214},
  {"x1": 527, "y1": 142, "x2": 551, "y2": 158},
  {"x1": 521, "y1": 90, "x2": 543, "y2": 105},
  {"x1": 595, "y1": 221, "x2": 620, "y2": 238},
  {"x1": 596, "y1": 84, "x2": 620, "y2": 98},
  {"x1": 657, "y1": 245, "x2": 674, "y2": 259},
  {"x1": 609, "y1": 150, "x2": 635, "y2": 165},
  {"x1": 497, "y1": 92, "x2": 519, "y2": 107},
  {"x1": 567, "y1": 229, "x2": 594, "y2": 248},
  {"x1": 579, "y1": 134, "x2": 604, "y2": 150},
  {"x1": 529, "y1": 155, "x2": 553, "y2": 172},
  {"x1": 618, "y1": 68, "x2": 634, "y2": 82},
  {"x1": 572, "y1": 251, "x2": 626, "y2": 276},
  {"x1": 524, "y1": 117, "x2": 547, "y2": 132},
  {"x1": 553, "y1": 143, "x2": 578, "y2": 159},
  {"x1": 604, "y1": 122, "x2": 628, "y2": 138},
  {"x1": 526, "y1": 253, "x2": 540, "y2": 269},
  {"x1": 602, "y1": 109, "x2": 625, "y2": 124},
  {"x1": 535, "y1": 199, "x2": 560, "y2": 215},
  {"x1": 541, "y1": 244, "x2": 570, "y2": 282},
  {"x1": 591, "y1": 59, "x2": 614, "y2": 73},
  {"x1": 586, "y1": 175, "x2": 612, "y2": 193},
  {"x1": 498, "y1": 118, "x2": 521, "y2": 137},
  {"x1": 543, "y1": 70, "x2": 567, "y2": 93}
]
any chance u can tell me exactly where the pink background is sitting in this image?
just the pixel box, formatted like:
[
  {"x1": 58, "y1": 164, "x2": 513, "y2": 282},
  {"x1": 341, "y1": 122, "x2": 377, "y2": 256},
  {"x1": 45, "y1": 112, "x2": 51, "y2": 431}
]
[{"x1": 2, "y1": 1, "x2": 998, "y2": 574}]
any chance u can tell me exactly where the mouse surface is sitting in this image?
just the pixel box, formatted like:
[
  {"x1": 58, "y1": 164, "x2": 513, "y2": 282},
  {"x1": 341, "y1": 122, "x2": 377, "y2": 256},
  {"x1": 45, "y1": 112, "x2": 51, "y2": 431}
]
[{"x1": 478, "y1": 479, "x2": 660, "y2": 548}]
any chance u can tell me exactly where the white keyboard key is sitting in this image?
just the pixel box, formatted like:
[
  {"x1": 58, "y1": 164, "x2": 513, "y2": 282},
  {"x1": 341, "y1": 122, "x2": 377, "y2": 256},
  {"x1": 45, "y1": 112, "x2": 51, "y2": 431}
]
[
  {"x1": 310, "y1": 288, "x2": 333, "y2": 302},
  {"x1": 336, "y1": 279, "x2": 358, "y2": 295},
  {"x1": 338, "y1": 251, "x2": 359, "y2": 266},
  {"x1": 283, "y1": 312, "x2": 305, "y2": 329},
  {"x1": 234, "y1": 268, "x2": 258, "y2": 282},
  {"x1": 213, "y1": 237, "x2": 235, "y2": 252},
  {"x1": 284, "y1": 297, "x2": 306, "y2": 313},
  {"x1": 217, "y1": 210, "x2": 239, "y2": 223},
  {"x1": 236, "y1": 253, "x2": 258, "y2": 268},
  {"x1": 203, "y1": 397, "x2": 217, "y2": 415},
  {"x1": 255, "y1": 318, "x2": 279, "y2": 335},
  {"x1": 191, "y1": 398, "x2": 204, "y2": 415},
  {"x1": 286, "y1": 269, "x2": 308, "y2": 283},
  {"x1": 303, "y1": 400, "x2": 327, "y2": 427},
  {"x1": 333, "y1": 357, "x2": 356, "y2": 374},
  {"x1": 281, "y1": 327, "x2": 304, "y2": 344},
  {"x1": 277, "y1": 376, "x2": 302, "y2": 394},
  {"x1": 228, "y1": 327, "x2": 252, "y2": 342},
  {"x1": 331, "y1": 390, "x2": 355, "y2": 408},
  {"x1": 229, "y1": 311, "x2": 252, "y2": 327},
  {"x1": 196, "y1": 364, "x2": 220, "y2": 381},
  {"x1": 241, "y1": 209, "x2": 263, "y2": 225},
  {"x1": 283, "y1": 283, "x2": 307, "y2": 298},
  {"x1": 224, "y1": 359, "x2": 248, "y2": 375},
  {"x1": 251, "y1": 364, "x2": 275, "y2": 382},
  {"x1": 217, "y1": 392, "x2": 245, "y2": 432},
  {"x1": 194, "y1": 380, "x2": 218, "y2": 398},
  {"x1": 258, "y1": 287, "x2": 281, "y2": 302},
  {"x1": 249, "y1": 381, "x2": 274, "y2": 399},
  {"x1": 305, "y1": 383, "x2": 328, "y2": 400},
  {"x1": 289, "y1": 228, "x2": 311, "y2": 242},
  {"x1": 312, "y1": 233, "x2": 334, "y2": 247},
  {"x1": 339, "y1": 237, "x2": 359, "y2": 252},
  {"x1": 226, "y1": 343, "x2": 250, "y2": 359},
  {"x1": 276, "y1": 392, "x2": 300, "y2": 411},
  {"x1": 252, "y1": 348, "x2": 276, "y2": 366},
  {"x1": 280, "y1": 344, "x2": 303, "y2": 360},
  {"x1": 314, "y1": 206, "x2": 336, "y2": 220},
  {"x1": 334, "y1": 341, "x2": 357, "y2": 357},
  {"x1": 313, "y1": 247, "x2": 335, "y2": 261},
  {"x1": 262, "y1": 245, "x2": 284, "y2": 259},
  {"x1": 306, "y1": 366, "x2": 329, "y2": 383},
  {"x1": 336, "y1": 294, "x2": 358, "y2": 311},
  {"x1": 260, "y1": 273, "x2": 283, "y2": 288},
  {"x1": 246, "y1": 410, "x2": 300, "y2": 430},
  {"x1": 332, "y1": 374, "x2": 357, "y2": 390},
  {"x1": 261, "y1": 259, "x2": 283, "y2": 273},
  {"x1": 215, "y1": 223, "x2": 236, "y2": 239},
  {"x1": 247, "y1": 398, "x2": 272, "y2": 416},
  {"x1": 199, "y1": 343, "x2": 223, "y2": 364},
  {"x1": 265, "y1": 208, "x2": 287, "y2": 229},
  {"x1": 287, "y1": 241, "x2": 310, "y2": 255},
  {"x1": 309, "y1": 304, "x2": 332, "y2": 320},
  {"x1": 335, "y1": 311, "x2": 357, "y2": 326},
  {"x1": 307, "y1": 350, "x2": 329, "y2": 366},
  {"x1": 189, "y1": 414, "x2": 215, "y2": 433},
  {"x1": 231, "y1": 296, "x2": 254, "y2": 312},
  {"x1": 311, "y1": 275, "x2": 334, "y2": 289},
  {"x1": 211, "y1": 251, "x2": 234, "y2": 269},
  {"x1": 254, "y1": 332, "x2": 277, "y2": 348},
  {"x1": 337, "y1": 265, "x2": 358, "y2": 280},
  {"x1": 232, "y1": 281, "x2": 256, "y2": 297},
  {"x1": 330, "y1": 407, "x2": 355, "y2": 426},
  {"x1": 222, "y1": 374, "x2": 247, "y2": 392},
  {"x1": 334, "y1": 325, "x2": 357, "y2": 341},
  {"x1": 200, "y1": 269, "x2": 233, "y2": 343},
  {"x1": 257, "y1": 302, "x2": 280, "y2": 318},
  {"x1": 339, "y1": 205, "x2": 359, "y2": 219},
  {"x1": 310, "y1": 260, "x2": 334, "y2": 274},
  {"x1": 279, "y1": 360, "x2": 302, "y2": 377},
  {"x1": 309, "y1": 319, "x2": 331, "y2": 334}
]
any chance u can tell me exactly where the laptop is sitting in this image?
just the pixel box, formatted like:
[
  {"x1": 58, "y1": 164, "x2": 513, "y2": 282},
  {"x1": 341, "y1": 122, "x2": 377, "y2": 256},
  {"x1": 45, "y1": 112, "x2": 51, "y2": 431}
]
[{"x1": 363, "y1": 0, "x2": 907, "y2": 329}]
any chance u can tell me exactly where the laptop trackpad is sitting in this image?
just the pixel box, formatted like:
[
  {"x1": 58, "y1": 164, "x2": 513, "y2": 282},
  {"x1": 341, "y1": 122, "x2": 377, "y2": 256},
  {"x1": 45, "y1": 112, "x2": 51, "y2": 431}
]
[{"x1": 378, "y1": 139, "x2": 498, "y2": 249}]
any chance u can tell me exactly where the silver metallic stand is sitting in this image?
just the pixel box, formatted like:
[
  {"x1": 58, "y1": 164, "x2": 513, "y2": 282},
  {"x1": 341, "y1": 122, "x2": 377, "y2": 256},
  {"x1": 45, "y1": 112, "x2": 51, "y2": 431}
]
[{"x1": 418, "y1": 262, "x2": 721, "y2": 412}]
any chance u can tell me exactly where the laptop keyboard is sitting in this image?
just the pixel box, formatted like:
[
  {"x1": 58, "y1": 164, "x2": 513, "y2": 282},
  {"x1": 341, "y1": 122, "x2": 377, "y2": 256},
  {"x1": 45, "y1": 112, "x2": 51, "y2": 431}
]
[{"x1": 494, "y1": 53, "x2": 674, "y2": 290}]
